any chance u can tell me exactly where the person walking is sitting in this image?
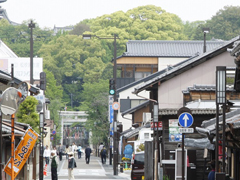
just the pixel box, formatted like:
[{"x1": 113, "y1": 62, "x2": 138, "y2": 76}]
[
  {"x1": 68, "y1": 152, "x2": 77, "y2": 180},
  {"x1": 100, "y1": 145, "x2": 107, "y2": 164},
  {"x1": 51, "y1": 150, "x2": 59, "y2": 180},
  {"x1": 77, "y1": 144, "x2": 82, "y2": 159},
  {"x1": 98, "y1": 143, "x2": 104, "y2": 157},
  {"x1": 43, "y1": 145, "x2": 51, "y2": 165},
  {"x1": 71, "y1": 142, "x2": 77, "y2": 157},
  {"x1": 85, "y1": 146, "x2": 92, "y2": 164},
  {"x1": 65, "y1": 145, "x2": 70, "y2": 159},
  {"x1": 58, "y1": 143, "x2": 64, "y2": 161}
]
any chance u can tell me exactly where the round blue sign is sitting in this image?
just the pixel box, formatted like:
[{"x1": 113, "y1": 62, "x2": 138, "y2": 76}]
[
  {"x1": 178, "y1": 112, "x2": 194, "y2": 128},
  {"x1": 52, "y1": 130, "x2": 56, "y2": 135}
]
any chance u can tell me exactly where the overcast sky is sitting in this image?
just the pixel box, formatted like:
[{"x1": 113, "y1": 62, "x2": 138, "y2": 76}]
[{"x1": 2, "y1": 0, "x2": 240, "y2": 29}]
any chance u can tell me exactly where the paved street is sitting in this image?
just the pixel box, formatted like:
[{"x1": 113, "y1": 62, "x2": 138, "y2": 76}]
[{"x1": 43, "y1": 155, "x2": 131, "y2": 180}]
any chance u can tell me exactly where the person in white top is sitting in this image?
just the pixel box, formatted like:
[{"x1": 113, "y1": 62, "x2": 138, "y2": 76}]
[
  {"x1": 98, "y1": 143, "x2": 104, "y2": 157},
  {"x1": 71, "y1": 143, "x2": 77, "y2": 157},
  {"x1": 43, "y1": 145, "x2": 51, "y2": 165}
]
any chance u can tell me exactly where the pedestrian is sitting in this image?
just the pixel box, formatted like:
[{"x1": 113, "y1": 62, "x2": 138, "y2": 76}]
[
  {"x1": 58, "y1": 143, "x2": 64, "y2": 161},
  {"x1": 68, "y1": 151, "x2": 77, "y2": 180},
  {"x1": 98, "y1": 142, "x2": 104, "y2": 157},
  {"x1": 65, "y1": 145, "x2": 70, "y2": 159},
  {"x1": 85, "y1": 145, "x2": 92, "y2": 164},
  {"x1": 77, "y1": 144, "x2": 82, "y2": 159},
  {"x1": 72, "y1": 142, "x2": 77, "y2": 157},
  {"x1": 51, "y1": 150, "x2": 59, "y2": 180},
  {"x1": 208, "y1": 160, "x2": 215, "y2": 180},
  {"x1": 43, "y1": 145, "x2": 51, "y2": 165},
  {"x1": 100, "y1": 145, "x2": 107, "y2": 164}
]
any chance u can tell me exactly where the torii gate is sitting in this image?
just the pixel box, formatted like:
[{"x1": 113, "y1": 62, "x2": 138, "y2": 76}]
[{"x1": 59, "y1": 111, "x2": 88, "y2": 145}]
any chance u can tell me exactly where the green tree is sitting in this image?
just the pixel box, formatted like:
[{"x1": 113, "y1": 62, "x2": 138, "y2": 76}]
[
  {"x1": 16, "y1": 96, "x2": 39, "y2": 133},
  {"x1": 69, "y1": 23, "x2": 91, "y2": 36},
  {"x1": 81, "y1": 80, "x2": 109, "y2": 146},
  {"x1": 206, "y1": 6, "x2": 240, "y2": 40}
]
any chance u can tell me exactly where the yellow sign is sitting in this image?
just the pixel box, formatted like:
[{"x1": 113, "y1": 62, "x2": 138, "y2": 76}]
[{"x1": 4, "y1": 128, "x2": 39, "y2": 178}]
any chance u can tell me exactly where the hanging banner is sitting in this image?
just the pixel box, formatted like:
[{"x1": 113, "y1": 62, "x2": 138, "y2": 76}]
[{"x1": 4, "y1": 128, "x2": 39, "y2": 178}]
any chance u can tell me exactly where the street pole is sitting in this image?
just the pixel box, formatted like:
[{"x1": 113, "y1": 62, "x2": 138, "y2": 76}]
[
  {"x1": 0, "y1": 111, "x2": 2, "y2": 180},
  {"x1": 39, "y1": 112, "x2": 44, "y2": 180},
  {"x1": 113, "y1": 34, "x2": 118, "y2": 175},
  {"x1": 11, "y1": 64, "x2": 14, "y2": 180},
  {"x1": 29, "y1": 20, "x2": 35, "y2": 87},
  {"x1": 82, "y1": 34, "x2": 119, "y2": 175}
]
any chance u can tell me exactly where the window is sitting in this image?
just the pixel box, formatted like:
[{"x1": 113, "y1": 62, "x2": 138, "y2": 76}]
[
  {"x1": 144, "y1": 133, "x2": 149, "y2": 139},
  {"x1": 135, "y1": 72, "x2": 151, "y2": 81},
  {"x1": 131, "y1": 99, "x2": 147, "y2": 108}
]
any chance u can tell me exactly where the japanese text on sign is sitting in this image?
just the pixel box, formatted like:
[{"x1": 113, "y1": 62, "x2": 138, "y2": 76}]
[{"x1": 4, "y1": 128, "x2": 39, "y2": 178}]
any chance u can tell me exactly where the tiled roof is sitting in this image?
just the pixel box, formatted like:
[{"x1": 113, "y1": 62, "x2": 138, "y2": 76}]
[
  {"x1": 0, "y1": 70, "x2": 40, "y2": 95},
  {"x1": 121, "y1": 100, "x2": 150, "y2": 116},
  {"x1": 133, "y1": 36, "x2": 240, "y2": 94},
  {"x1": 182, "y1": 84, "x2": 235, "y2": 94},
  {"x1": 123, "y1": 40, "x2": 226, "y2": 57}
]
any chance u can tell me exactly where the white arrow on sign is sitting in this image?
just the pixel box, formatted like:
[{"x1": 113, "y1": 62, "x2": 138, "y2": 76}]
[{"x1": 183, "y1": 114, "x2": 189, "y2": 127}]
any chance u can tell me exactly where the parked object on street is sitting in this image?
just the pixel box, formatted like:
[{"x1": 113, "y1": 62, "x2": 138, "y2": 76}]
[{"x1": 131, "y1": 152, "x2": 144, "y2": 180}]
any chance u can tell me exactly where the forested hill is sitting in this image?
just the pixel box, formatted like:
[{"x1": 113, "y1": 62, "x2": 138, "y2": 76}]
[{"x1": 0, "y1": 5, "x2": 239, "y2": 145}]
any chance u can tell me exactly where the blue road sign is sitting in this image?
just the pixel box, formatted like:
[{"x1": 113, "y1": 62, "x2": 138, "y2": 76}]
[
  {"x1": 109, "y1": 105, "x2": 113, "y2": 123},
  {"x1": 178, "y1": 112, "x2": 194, "y2": 128},
  {"x1": 52, "y1": 130, "x2": 56, "y2": 135}
]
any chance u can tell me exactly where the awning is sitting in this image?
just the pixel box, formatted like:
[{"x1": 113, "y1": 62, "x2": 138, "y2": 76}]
[
  {"x1": 122, "y1": 123, "x2": 150, "y2": 139},
  {"x1": 184, "y1": 138, "x2": 215, "y2": 150},
  {"x1": 0, "y1": 70, "x2": 40, "y2": 95}
]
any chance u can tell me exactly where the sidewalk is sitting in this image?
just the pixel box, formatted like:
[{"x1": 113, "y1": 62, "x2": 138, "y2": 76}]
[{"x1": 101, "y1": 157, "x2": 131, "y2": 180}]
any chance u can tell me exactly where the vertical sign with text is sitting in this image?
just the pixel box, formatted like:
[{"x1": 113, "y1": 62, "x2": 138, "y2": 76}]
[
  {"x1": 4, "y1": 128, "x2": 39, "y2": 178},
  {"x1": 109, "y1": 96, "x2": 114, "y2": 137}
]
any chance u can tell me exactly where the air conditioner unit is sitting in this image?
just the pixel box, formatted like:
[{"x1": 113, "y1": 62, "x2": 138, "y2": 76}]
[
  {"x1": 45, "y1": 110, "x2": 50, "y2": 119},
  {"x1": 142, "y1": 112, "x2": 151, "y2": 124}
]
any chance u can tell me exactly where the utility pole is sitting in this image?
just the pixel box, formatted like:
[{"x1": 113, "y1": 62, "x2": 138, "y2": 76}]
[{"x1": 28, "y1": 20, "x2": 35, "y2": 89}]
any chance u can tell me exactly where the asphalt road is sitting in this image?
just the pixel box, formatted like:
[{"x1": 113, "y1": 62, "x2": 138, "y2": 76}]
[{"x1": 43, "y1": 155, "x2": 131, "y2": 180}]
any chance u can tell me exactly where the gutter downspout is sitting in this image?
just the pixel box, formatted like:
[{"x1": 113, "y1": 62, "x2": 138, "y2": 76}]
[{"x1": 133, "y1": 91, "x2": 159, "y2": 180}]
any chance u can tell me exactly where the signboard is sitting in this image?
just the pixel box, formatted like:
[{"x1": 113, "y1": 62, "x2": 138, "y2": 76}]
[
  {"x1": 151, "y1": 121, "x2": 162, "y2": 130},
  {"x1": 0, "y1": 58, "x2": 43, "y2": 81},
  {"x1": 169, "y1": 119, "x2": 182, "y2": 142},
  {"x1": 52, "y1": 130, "x2": 56, "y2": 135},
  {"x1": 178, "y1": 112, "x2": 194, "y2": 128},
  {"x1": 112, "y1": 102, "x2": 120, "y2": 110},
  {"x1": 179, "y1": 128, "x2": 194, "y2": 133},
  {"x1": 4, "y1": 128, "x2": 39, "y2": 178}
]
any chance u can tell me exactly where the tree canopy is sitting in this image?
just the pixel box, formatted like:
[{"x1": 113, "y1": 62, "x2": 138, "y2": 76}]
[{"x1": 2, "y1": 4, "x2": 240, "y2": 147}]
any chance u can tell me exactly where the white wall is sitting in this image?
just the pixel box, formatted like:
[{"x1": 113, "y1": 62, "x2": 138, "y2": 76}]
[
  {"x1": 118, "y1": 82, "x2": 150, "y2": 131},
  {"x1": 158, "y1": 57, "x2": 187, "y2": 71},
  {"x1": 158, "y1": 52, "x2": 236, "y2": 109}
]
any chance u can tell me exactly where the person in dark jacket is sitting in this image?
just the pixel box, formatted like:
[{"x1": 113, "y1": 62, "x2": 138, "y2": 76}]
[
  {"x1": 85, "y1": 146, "x2": 92, "y2": 164},
  {"x1": 51, "y1": 150, "x2": 59, "y2": 180},
  {"x1": 68, "y1": 152, "x2": 76, "y2": 180},
  {"x1": 208, "y1": 160, "x2": 215, "y2": 180},
  {"x1": 100, "y1": 146, "x2": 107, "y2": 164}
]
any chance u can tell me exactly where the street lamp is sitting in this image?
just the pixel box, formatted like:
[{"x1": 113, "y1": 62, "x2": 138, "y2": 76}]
[
  {"x1": 202, "y1": 28, "x2": 210, "y2": 53},
  {"x1": 83, "y1": 34, "x2": 119, "y2": 175},
  {"x1": 215, "y1": 66, "x2": 226, "y2": 178}
]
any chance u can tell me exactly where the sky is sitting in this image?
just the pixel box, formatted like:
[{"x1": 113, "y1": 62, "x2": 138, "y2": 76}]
[{"x1": 2, "y1": 0, "x2": 240, "y2": 29}]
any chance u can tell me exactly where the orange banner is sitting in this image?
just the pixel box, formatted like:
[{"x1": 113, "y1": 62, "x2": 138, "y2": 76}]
[{"x1": 4, "y1": 128, "x2": 39, "y2": 178}]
